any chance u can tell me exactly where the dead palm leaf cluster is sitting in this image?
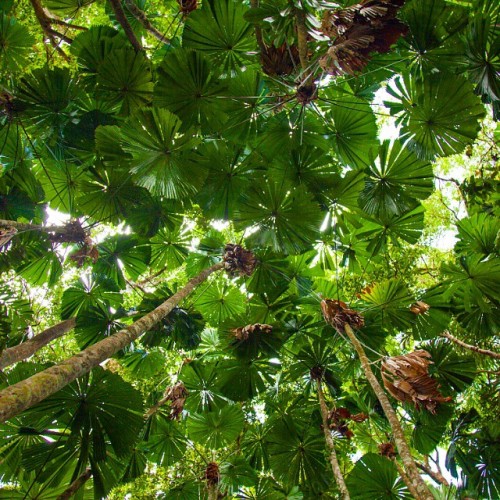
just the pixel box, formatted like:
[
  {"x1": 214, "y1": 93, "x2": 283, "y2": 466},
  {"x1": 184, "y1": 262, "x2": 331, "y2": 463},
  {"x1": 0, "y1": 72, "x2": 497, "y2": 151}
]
[
  {"x1": 164, "y1": 381, "x2": 189, "y2": 420},
  {"x1": 379, "y1": 442, "x2": 397, "y2": 458},
  {"x1": 327, "y1": 407, "x2": 369, "y2": 439},
  {"x1": 204, "y1": 462, "x2": 220, "y2": 486},
  {"x1": 177, "y1": 0, "x2": 197, "y2": 15},
  {"x1": 319, "y1": 0, "x2": 407, "y2": 76},
  {"x1": 321, "y1": 299, "x2": 365, "y2": 333},
  {"x1": 223, "y1": 244, "x2": 257, "y2": 277},
  {"x1": 261, "y1": 43, "x2": 300, "y2": 77},
  {"x1": 231, "y1": 323, "x2": 273, "y2": 341},
  {"x1": 381, "y1": 350, "x2": 452, "y2": 414}
]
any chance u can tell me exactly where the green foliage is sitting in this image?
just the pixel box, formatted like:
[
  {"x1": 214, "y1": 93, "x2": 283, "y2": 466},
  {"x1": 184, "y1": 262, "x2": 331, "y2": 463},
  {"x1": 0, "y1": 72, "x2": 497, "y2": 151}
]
[{"x1": 0, "y1": 0, "x2": 498, "y2": 497}]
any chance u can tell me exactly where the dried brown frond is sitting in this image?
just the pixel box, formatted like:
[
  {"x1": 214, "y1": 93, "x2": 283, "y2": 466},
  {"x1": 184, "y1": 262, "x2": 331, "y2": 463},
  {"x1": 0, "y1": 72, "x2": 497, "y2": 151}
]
[
  {"x1": 231, "y1": 323, "x2": 273, "y2": 341},
  {"x1": 223, "y1": 244, "x2": 257, "y2": 277},
  {"x1": 320, "y1": 0, "x2": 407, "y2": 76},
  {"x1": 204, "y1": 462, "x2": 220, "y2": 486},
  {"x1": 261, "y1": 43, "x2": 300, "y2": 76},
  {"x1": 379, "y1": 442, "x2": 397, "y2": 458},
  {"x1": 69, "y1": 236, "x2": 99, "y2": 267},
  {"x1": 164, "y1": 382, "x2": 189, "y2": 420},
  {"x1": 327, "y1": 407, "x2": 367, "y2": 439},
  {"x1": 177, "y1": 0, "x2": 197, "y2": 15},
  {"x1": 350, "y1": 412, "x2": 369, "y2": 422},
  {"x1": 321, "y1": 299, "x2": 365, "y2": 333},
  {"x1": 410, "y1": 301, "x2": 430, "y2": 315},
  {"x1": 381, "y1": 350, "x2": 452, "y2": 414},
  {"x1": 49, "y1": 220, "x2": 87, "y2": 244}
]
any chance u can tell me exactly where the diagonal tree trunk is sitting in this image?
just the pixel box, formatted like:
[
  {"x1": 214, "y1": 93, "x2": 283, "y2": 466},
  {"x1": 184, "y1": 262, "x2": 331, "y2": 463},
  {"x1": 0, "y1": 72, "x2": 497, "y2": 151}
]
[
  {"x1": 108, "y1": 0, "x2": 143, "y2": 51},
  {"x1": 0, "y1": 263, "x2": 224, "y2": 423},
  {"x1": 0, "y1": 318, "x2": 76, "y2": 370},
  {"x1": 123, "y1": 0, "x2": 169, "y2": 43},
  {"x1": 343, "y1": 324, "x2": 434, "y2": 500},
  {"x1": 56, "y1": 467, "x2": 92, "y2": 500},
  {"x1": 317, "y1": 380, "x2": 350, "y2": 499}
]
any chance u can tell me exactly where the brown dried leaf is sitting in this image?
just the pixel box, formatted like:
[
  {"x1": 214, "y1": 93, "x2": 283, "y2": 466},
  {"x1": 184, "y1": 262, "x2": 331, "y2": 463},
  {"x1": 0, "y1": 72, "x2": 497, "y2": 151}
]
[
  {"x1": 177, "y1": 0, "x2": 197, "y2": 15},
  {"x1": 223, "y1": 244, "x2": 257, "y2": 277},
  {"x1": 410, "y1": 301, "x2": 430, "y2": 315},
  {"x1": 321, "y1": 299, "x2": 365, "y2": 332},
  {"x1": 320, "y1": 0, "x2": 407, "y2": 76},
  {"x1": 261, "y1": 43, "x2": 300, "y2": 76},
  {"x1": 164, "y1": 382, "x2": 189, "y2": 420},
  {"x1": 382, "y1": 350, "x2": 452, "y2": 414},
  {"x1": 231, "y1": 323, "x2": 273, "y2": 341},
  {"x1": 204, "y1": 462, "x2": 220, "y2": 486},
  {"x1": 379, "y1": 442, "x2": 397, "y2": 458}
]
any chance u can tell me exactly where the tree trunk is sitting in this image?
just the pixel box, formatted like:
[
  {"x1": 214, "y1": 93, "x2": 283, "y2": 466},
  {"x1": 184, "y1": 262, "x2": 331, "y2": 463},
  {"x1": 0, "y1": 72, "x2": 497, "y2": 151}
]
[
  {"x1": 0, "y1": 263, "x2": 224, "y2": 423},
  {"x1": 0, "y1": 219, "x2": 67, "y2": 233},
  {"x1": 317, "y1": 381, "x2": 350, "y2": 499},
  {"x1": 108, "y1": 0, "x2": 143, "y2": 51},
  {"x1": 393, "y1": 458, "x2": 421, "y2": 499},
  {"x1": 207, "y1": 484, "x2": 218, "y2": 500},
  {"x1": 0, "y1": 318, "x2": 76, "y2": 370},
  {"x1": 123, "y1": 0, "x2": 169, "y2": 43},
  {"x1": 442, "y1": 331, "x2": 500, "y2": 360},
  {"x1": 57, "y1": 468, "x2": 92, "y2": 500},
  {"x1": 343, "y1": 324, "x2": 434, "y2": 500}
]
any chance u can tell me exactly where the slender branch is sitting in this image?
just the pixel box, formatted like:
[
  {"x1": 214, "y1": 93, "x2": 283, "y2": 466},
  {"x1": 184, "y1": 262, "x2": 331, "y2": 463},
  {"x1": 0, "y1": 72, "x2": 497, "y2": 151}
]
[
  {"x1": 417, "y1": 458, "x2": 450, "y2": 487},
  {"x1": 144, "y1": 392, "x2": 171, "y2": 419},
  {"x1": 0, "y1": 318, "x2": 76, "y2": 370},
  {"x1": 317, "y1": 381, "x2": 350, "y2": 499},
  {"x1": 56, "y1": 468, "x2": 92, "y2": 500},
  {"x1": 344, "y1": 324, "x2": 434, "y2": 500},
  {"x1": 49, "y1": 18, "x2": 87, "y2": 31},
  {"x1": 123, "y1": 0, "x2": 169, "y2": 43},
  {"x1": 108, "y1": 0, "x2": 143, "y2": 52},
  {"x1": 0, "y1": 263, "x2": 224, "y2": 423},
  {"x1": 442, "y1": 331, "x2": 500, "y2": 360},
  {"x1": 29, "y1": 0, "x2": 70, "y2": 61}
]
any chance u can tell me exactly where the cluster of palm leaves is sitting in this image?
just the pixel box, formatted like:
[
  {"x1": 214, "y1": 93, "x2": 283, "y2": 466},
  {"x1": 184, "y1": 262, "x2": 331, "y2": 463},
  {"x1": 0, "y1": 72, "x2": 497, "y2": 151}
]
[{"x1": 0, "y1": 0, "x2": 499, "y2": 498}]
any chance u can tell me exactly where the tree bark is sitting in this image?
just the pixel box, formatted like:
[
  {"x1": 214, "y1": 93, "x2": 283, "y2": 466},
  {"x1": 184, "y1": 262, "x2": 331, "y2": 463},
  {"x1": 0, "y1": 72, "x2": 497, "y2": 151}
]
[
  {"x1": 393, "y1": 458, "x2": 421, "y2": 499},
  {"x1": 108, "y1": 0, "x2": 143, "y2": 52},
  {"x1": 0, "y1": 318, "x2": 76, "y2": 370},
  {"x1": 442, "y1": 331, "x2": 500, "y2": 360},
  {"x1": 294, "y1": 7, "x2": 309, "y2": 71},
  {"x1": 343, "y1": 324, "x2": 434, "y2": 500},
  {"x1": 0, "y1": 263, "x2": 223, "y2": 423},
  {"x1": 417, "y1": 457, "x2": 450, "y2": 487},
  {"x1": 56, "y1": 467, "x2": 92, "y2": 500},
  {"x1": 317, "y1": 381, "x2": 350, "y2": 499},
  {"x1": 0, "y1": 219, "x2": 68, "y2": 234}
]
